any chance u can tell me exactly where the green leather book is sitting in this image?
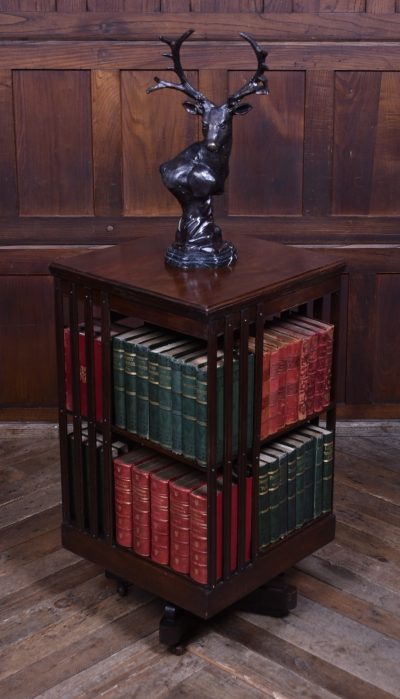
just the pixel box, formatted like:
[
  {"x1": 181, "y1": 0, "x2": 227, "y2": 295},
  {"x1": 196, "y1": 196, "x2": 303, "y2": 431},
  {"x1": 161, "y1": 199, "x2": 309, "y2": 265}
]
[
  {"x1": 181, "y1": 350, "x2": 209, "y2": 460},
  {"x1": 136, "y1": 333, "x2": 176, "y2": 439},
  {"x1": 299, "y1": 424, "x2": 333, "y2": 514},
  {"x1": 124, "y1": 330, "x2": 166, "y2": 435},
  {"x1": 262, "y1": 445, "x2": 288, "y2": 539},
  {"x1": 171, "y1": 346, "x2": 206, "y2": 454},
  {"x1": 280, "y1": 435, "x2": 305, "y2": 529},
  {"x1": 158, "y1": 341, "x2": 200, "y2": 451},
  {"x1": 148, "y1": 338, "x2": 196, "y2": 446},
  {"x1": 298, "y1": 426, "x2": 323, "y2": 518},
  {"x1": 112, "y1": 326, "x2": 153, "y2": 429},
  {"x1": 258, "y1": 452, "x2": 279, "y2": 547},
  {"x1": 272, "y1": 441, "x2": 297, "y2": 533},
  {"x1": 291, "y1": 431, "x2": 315, "y2": 523}
]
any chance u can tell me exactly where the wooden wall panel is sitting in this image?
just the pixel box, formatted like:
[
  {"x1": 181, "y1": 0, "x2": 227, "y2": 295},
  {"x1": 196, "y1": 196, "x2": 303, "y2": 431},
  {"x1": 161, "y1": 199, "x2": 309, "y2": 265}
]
[
  {"x1": 87, "y1": 0, "x2": 160, "y2": 9},
  {"x1": 121, "y1": 70, "x2": 198, "y2": 216},
  {"x1": 0, "y1": 1, "x2": 55, "y2": 9},
  {"x1": 373, "y1": 274, "x2": 400, "y2": 403},
  {"x1": 14, "y1": 70, "x2": 93, "y2": 216},
  {"x1": 228, "y1": 70, "x2": 305, "y2": 215},
  {"x1": 92, "y1": 70, "x2": 123, "y2": 216},
  {"x1": 0, "y1": 70, "x2": 18, "y2": 216},
  {"x1": 0, "y1": 276, "x2": 57, "y2": 408},
  {"x1": 293, "y1": 0, "x2": 364, "y2": 9},
  {"x1": 369, "y1": 73, "x2": 400, "y2": 215}
]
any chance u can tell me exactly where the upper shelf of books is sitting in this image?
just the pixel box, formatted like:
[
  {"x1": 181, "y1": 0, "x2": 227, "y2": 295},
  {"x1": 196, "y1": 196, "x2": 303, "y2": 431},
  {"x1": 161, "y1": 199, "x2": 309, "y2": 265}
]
[{"x1": 50, "y1": 234, "x2": 345, "y2": 320}]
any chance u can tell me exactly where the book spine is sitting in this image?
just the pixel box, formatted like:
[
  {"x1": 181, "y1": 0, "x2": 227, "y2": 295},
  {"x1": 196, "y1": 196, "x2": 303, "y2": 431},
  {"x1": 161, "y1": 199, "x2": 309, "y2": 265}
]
[
  {"x1": 306, "y1": 335, "x2": 318, "y2": 416},
  {"x1": 297, "y1": 340, "x2": 309, "y2": 421},
  {"x1": 322, "y1": 432, "x2": 334, "y2": 513},
  {"x1": 190, "y1": 488, "x2": 222, "y2": 584},
  {"x1": 181, "y1": 362, "x2": 198, "y2": 460},
  {"x1": 78, "y1": 330, "x2": 88, "y2": 417},
  {"x1": 313, "y1": 436, "x2": 323, "y2": 517},
  {"x1": 64, "y1": 327, "x2": 73, "y2": 412},
  {"x1": 323, "y1": 327, "x2": 334, "y2": 409},
  {"x1": 246, "y1": 352, "x2": 255, "y2": 449},
  {"x1": 125, "y1": 342, "x2": 138, "y2": 434},
  {"x1": 112, "y1": 335, "x2": 126, "y2": 429},
  {"x1": 131, "y1": 469, "x2": 151, "y2": 556},
  {"x1": 287, "y1": 452, "x2": 297, "y2": 532},
  {"x1": 258, "y1": 472, "x2": 270, "y2": 549},
  {"x1": 150, "y1": 478, "x2": 170, "y2": 565},
  {"x1": 148, "y1": 351, "x2": 160, "y2": 444},
  {"x1": 268, "y1": 456, "x2": 281, "y2": 542},
  {"x1": 295, "y1": 447, "x2": 305, "y2": 528},
  {"x1": 195, "y1": 365, "x2": 208, "y2": 467},
  {"x1": 278, "y1": 453, "x2": 288, "y2": 538},
  {"x1": 136, "y1": 345, "x2": 150, "y2": 438},
  {"x1": 158, "y1": 355, "x2": 173, "y2": 451},
  {"x1": 171, "y1": 357, "x2": 184, "y2": 454},
  {"x1": 259, "y1": 346, "x2": 271, "y2": 440},
  {"x1": 94, "y1": 336, "x2": 103, "y2": 422},
  {"x1": 285, "y1": 341, "x2": 300, "y2": 426},
  {"x1": 114, "y1": 460, "x2": 133, "y2": 548},
  {"x1": 303, "y1": 440, "x2": 315, "y2": 523}
]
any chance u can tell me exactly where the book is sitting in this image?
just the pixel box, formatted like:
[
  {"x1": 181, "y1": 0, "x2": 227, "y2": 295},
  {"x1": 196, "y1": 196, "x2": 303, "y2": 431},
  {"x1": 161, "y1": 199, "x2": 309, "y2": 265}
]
[
  {"x1": 271, "y1": 440, "x2": 297, "y2": 534},
  {"x1": 288, "y1": 431, "x2": 315, "y2": 523},
  {"x1": 298, "y1": 424, "x2": 334, "y2": 514},
  {"x1": 97, "y1": 437, "x2": 129, "y2": 535},
  {"x1": 297, "y1": 426, "x2": 323, "y2": 518},
  {"x1": 131, "y1": 455, "x2": 175, "y2": 557},
  {"x1": 171, "y1": 346, "x2": 206, "y2": 454},
  {"x1": 258, "y1": 451, "x2": 280, "y2": 544},
  {"x1": 113, "y1": 447, "x2": 156, "y2": 548},
  {"x1": 170, "y1": 472, "x2": 206, "y2": 574},
  {"x1": 112, "y1": 325, "x2": 154, "y2": 429},
  {"x1": 261, "y1": 445, "x2": 288, "y2": 540},
  {"x1": 124, "y1": 329, "x2": 168, "y2": 435},
  {"x1": 150, "y1": 463, "x2": 191, "y2": 565},
  {"x1": 279, "y1": 435, "x2": 306, "y2": 529},
  {"x1": 181, "y1": 352, "x2": 209, "y2": 461},
  {"x1": 248, "y1": 335, "x2": 287, "y2": 439},
  {"x1": 136, "y1": 332, "x2": 177, "y2": 439},
  {"x1": 265, "y1": 325, "x2": 301, "y2": 427},
  {"x1": 148, "y1": 337, "x2": 197, "y2": 446},
  {"x1": 293, "y1": 315, "x2": 334, "y2": 411},
  {"x1": 158, "y1": 341, "x2": 200, "y2": 451},
  {"x1": 279, "y1": 319, "x2": 318, "y2": 417}
]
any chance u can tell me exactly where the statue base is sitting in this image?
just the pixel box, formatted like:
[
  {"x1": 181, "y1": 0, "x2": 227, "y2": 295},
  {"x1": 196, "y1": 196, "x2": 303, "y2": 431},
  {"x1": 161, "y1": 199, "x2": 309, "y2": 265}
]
[{"x1": 165, "y1": 240, "x2": 238, "y2": 270}]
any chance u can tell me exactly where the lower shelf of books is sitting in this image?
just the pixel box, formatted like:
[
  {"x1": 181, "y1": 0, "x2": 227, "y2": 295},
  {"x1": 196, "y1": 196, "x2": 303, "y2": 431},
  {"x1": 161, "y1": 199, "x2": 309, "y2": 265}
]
[{"x1": 62, "y1": 512, "x2": 335, "y2": 619}]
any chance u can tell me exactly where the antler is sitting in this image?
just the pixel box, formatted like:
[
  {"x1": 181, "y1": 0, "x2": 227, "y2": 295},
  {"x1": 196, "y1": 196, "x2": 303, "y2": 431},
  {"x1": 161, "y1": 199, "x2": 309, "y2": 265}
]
[
  {"x1": 147, "y1": 29, "x2": 209, "y2": 107},
  {"x1": 227, "y1": 33, "x2": 269, "y2": 107}
]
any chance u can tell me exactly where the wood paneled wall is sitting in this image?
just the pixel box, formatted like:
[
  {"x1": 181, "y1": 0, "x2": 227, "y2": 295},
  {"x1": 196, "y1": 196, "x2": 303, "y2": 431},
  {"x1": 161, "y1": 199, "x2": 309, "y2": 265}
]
[{"x1": 0, "y1": 5, "x2": 399, "y2": 419}]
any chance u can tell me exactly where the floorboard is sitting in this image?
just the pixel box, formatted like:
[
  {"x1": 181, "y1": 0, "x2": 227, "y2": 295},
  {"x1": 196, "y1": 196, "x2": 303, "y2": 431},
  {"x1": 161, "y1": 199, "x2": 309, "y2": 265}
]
[{"x1": 1, "y1": 422, "x2": 399, "y2": 699}]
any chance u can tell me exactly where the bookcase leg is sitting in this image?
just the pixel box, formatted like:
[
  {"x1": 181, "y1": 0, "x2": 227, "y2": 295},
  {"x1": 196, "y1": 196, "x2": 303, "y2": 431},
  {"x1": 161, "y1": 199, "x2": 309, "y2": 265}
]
[
  {"x1": 159, "y1": 602, "x2": 195, "y2": 653},
  {"x1": 236, "y1": 574, "x2": 297, "y2": 617},
  {"x1": 105, "y1": 570, "x2": 131, "y2": 597}
]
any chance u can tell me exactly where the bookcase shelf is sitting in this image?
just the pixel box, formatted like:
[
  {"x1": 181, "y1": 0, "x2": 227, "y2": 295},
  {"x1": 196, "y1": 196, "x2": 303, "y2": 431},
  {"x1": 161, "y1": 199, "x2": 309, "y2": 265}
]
[{"x1": 50, "y1": 233, "x2": 345, "y2": 647}]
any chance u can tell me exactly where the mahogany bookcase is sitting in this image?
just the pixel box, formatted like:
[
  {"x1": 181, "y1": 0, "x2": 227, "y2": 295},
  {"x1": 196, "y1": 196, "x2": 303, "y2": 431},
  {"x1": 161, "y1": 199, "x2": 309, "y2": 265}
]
[{"x1": 50, "y1": 233, "x2": 345, "y2": 649}]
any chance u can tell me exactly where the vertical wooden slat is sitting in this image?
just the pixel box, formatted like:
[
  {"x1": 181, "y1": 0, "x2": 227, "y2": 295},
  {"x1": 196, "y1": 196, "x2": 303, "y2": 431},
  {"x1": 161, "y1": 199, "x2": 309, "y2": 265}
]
[
  {"x1": 121, "y1": 70, "x2": 198, "y2": 216},
  {"x1": 0, "y1": 0, "x2": 55, "y2": 8},
  {"x1": 0, "y1": 70, "x2": 17, "y2": 216},
  {"x1": 54, "y1": 279, "x2": 70, "y2": 524},
  {"x1": 14, "y1": 70, "x2": 93, "y2": 216},
  {"x1": 222, "y1": 316, "x2": 234, "y2": 580},
  {"x1": 303, "y1": 70, "x2": 334, "y2": 216},
  {"x1": 161, "y1": 0, "x2": 189, "y2": 7},
  {"x1": 92, "y1": 70, "x2": 123, "y2": 216},
  {"x1": 206, "y1": 323, "x2": 218, "y2": 588},
  {"x1": 88, "y1": 1, "x2": 160, "y2": 9},
  {"x1": 293, "y1": 0, "x2": 364, "y2": 9},
  {"x1": 237, "y1": 307, "x2": 250, "y2": 570},
  {"x1": 250, "y1": 303, "x2": 264, "y2": 561},
  {"x1": 333, "y1": 71, "x2": 381, "y2": 215},
  {"x1": 84, "y1": 289, "x2": 99, "y2": 537},
  {"x1": 264, "y1": 0, "x2": 292, "y2": 10},
  {"x1": 70, "y1": 285, "x2": 84, "y2": 531},
  {"x1": 228, "y1": 71, "x2": 305, "y2": 215},
  {"x1": 101, "y1": 291, "x2": 113, "y2": 543}
]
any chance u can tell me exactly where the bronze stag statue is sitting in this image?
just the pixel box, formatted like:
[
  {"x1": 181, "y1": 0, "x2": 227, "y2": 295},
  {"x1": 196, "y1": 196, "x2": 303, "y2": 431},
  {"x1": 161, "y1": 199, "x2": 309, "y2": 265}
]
[{"x1": 147, "y1": 29, "x2": 269, "y2": 270}]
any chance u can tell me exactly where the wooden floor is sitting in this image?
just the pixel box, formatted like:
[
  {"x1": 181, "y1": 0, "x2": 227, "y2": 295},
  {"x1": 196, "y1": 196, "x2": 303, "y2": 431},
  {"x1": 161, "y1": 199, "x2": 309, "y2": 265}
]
[{"x1": 1, "y1": 422, "x2": 399, "y2": 699}]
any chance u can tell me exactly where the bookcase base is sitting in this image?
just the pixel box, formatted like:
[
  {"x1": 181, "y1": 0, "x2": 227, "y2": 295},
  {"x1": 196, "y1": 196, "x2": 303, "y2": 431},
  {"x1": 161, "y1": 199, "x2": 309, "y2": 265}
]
[{"x1": 62, "y1": 513, "x2": 335, "y2": 620}]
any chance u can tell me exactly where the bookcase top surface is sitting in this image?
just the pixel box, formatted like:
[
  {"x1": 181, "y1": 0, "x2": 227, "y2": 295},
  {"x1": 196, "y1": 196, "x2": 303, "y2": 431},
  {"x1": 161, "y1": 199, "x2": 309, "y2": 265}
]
[{"x1": 50, "y1": 234, "x2": 344, "y2": 315}]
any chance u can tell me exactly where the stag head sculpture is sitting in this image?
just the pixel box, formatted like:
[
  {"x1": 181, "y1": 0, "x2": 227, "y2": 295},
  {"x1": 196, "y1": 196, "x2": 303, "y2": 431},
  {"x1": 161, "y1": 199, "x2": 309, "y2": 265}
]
[{"x1": 147, "y1": 29, "x2": 269, "y2": 270}]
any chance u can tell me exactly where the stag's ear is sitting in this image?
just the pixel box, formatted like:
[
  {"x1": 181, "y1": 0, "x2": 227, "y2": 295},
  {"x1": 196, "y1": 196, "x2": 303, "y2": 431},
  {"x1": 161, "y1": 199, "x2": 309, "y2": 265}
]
[
  {"x1": 183, "y1": 101, "x2": 202, "y2": 115},
  {"x1": 233, "y1": 103, "x2": 253, "y2": 116}
]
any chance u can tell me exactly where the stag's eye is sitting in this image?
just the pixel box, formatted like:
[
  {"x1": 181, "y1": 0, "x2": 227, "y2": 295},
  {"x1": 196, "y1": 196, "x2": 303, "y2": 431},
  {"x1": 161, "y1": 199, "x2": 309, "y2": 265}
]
[{"x1": 220, "y1": 123, "x2": 227, "y2": 130}]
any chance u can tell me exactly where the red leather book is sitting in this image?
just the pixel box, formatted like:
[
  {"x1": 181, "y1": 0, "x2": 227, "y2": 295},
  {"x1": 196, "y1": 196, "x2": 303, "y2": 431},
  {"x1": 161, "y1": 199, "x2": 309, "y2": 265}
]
[
  {"x1": 278, "y1": 320, "x2": 318, "y2": 418},
  {"x1": 248, "y1": 336, "x2": 286, "y2": 439},
  {"x1": 293, "y1": 315, "x2": 334, "y2": 410},
  {"x1": 266, "y1": 327, "x2": 301, "y2": 428},
  {"x1": 170, "y1": 472, "x2": 206, "y2": 574},
  {"x1": 150, "y1": 463, "x2": 191, "y2": 565},
  {"x1": 189, "y1": 479, "x2": 239, "y2": 585},
  {"x1": 131, "y1": 455, "x2": 174, "y2": 557},
  {"x1": 113, "y1": 447, "x2": 155, "y2": 548}
]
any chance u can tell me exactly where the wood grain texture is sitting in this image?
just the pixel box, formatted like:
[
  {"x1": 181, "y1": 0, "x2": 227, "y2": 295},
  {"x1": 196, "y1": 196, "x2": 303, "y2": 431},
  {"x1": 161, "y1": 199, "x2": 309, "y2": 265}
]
[
  {"x1": 0, "y1": 70, "x2": 17, "y2": 216},
  {"x1": 87, "y1": 0, "x2": 160, "y2": 9},
  {"x1": 14, "y1": 70, "x2": 93, "y2": 215},
  {"x1": 56, "y1": 0, "x2": 88, "y2": 10},
  {"x1": 366, "y1": 0, "x2": 396, "y2": 11},
  {"x1": 228, "y1": 70, "x2": 305, "y2": 214},
  {"x1": 303, "y1": 70, "x2": 334, "y2": 215},
  {"x1": 293, "y1": 0, "x2": 365, "y2": 10},
  {"x1": 0, "y1": 0, "x2": 55, "y2": 8},
  {"x1": 369, "y1": 72, "x2": 400, "y2": 214},
  {"x1": 373, "y1": 274, "x2": 400, "y2": 402},
  {"x1": 1, "y1": 424, "x2": 399, "y2": 698},
  {"x1": 121, "y1": 69, "x2": 198, "y2": 215},
  {"x1": 92, "y1": 70, "x2": 122, "y2": 215}
]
